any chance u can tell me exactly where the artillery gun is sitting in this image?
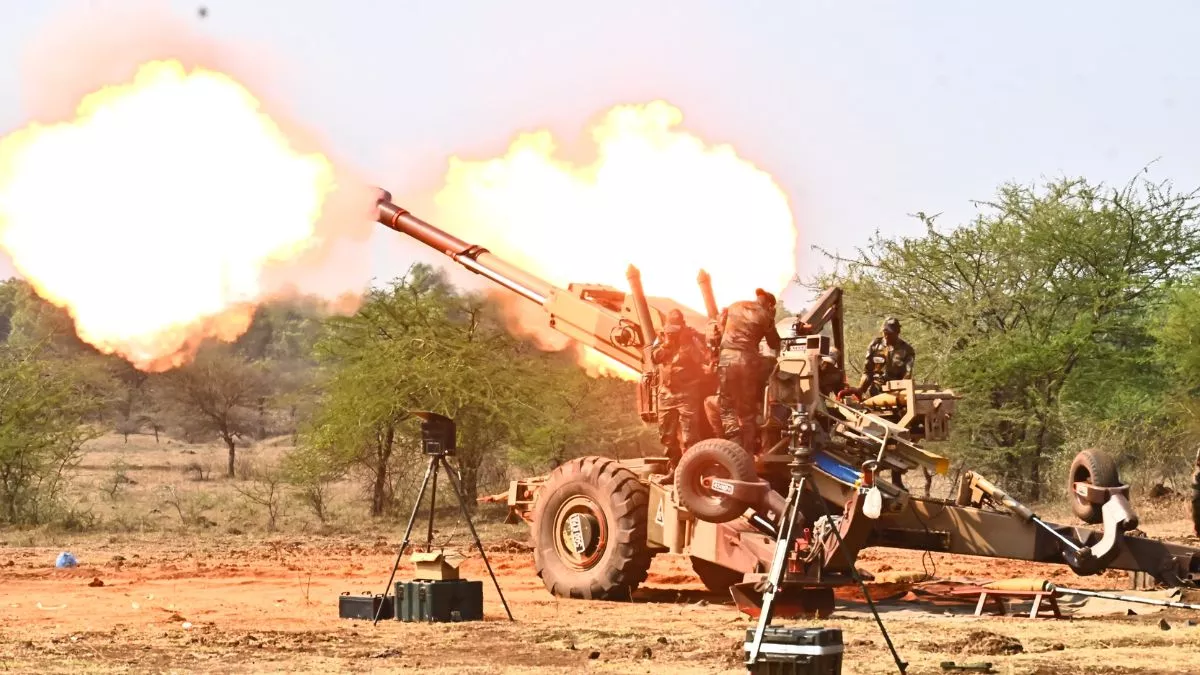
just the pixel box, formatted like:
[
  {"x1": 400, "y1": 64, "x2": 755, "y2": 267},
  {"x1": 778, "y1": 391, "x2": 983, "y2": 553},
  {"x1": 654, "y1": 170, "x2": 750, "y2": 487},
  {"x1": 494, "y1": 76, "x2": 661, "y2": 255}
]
[{"x1": 374, "y1": 189, "x2": 1200, "y2": 615}]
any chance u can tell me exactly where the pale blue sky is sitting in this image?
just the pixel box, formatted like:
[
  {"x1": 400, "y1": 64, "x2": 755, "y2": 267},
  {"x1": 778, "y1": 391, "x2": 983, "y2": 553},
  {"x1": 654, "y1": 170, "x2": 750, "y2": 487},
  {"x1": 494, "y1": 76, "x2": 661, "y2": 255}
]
[{"x1": 2, "y1": 1, "x2": 1197, "y2": 309}]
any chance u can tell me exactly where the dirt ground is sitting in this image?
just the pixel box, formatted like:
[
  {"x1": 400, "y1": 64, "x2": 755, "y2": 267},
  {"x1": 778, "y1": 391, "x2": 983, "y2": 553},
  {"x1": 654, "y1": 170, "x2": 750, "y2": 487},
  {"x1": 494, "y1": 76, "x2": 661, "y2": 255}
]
[{"x1": 3, "y1": 518, "x2": 1200, "y2": 675}]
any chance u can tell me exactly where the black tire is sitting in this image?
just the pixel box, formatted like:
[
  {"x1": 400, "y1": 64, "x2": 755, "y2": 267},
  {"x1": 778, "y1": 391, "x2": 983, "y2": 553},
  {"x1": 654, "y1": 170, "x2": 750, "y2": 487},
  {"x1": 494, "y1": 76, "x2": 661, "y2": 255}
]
[
  {"x1": 531, "y1": 456, "x2": 652, "y2": 600},
  {"x1": 1067, "y1": 448, "x2": 1120, "y2": 524},
  {"x1": 676, "y1": 438, "x2": 757, "y2": 523},
  {"x1": 690, "y1": 556, "x2": 744, "y2": 594}
]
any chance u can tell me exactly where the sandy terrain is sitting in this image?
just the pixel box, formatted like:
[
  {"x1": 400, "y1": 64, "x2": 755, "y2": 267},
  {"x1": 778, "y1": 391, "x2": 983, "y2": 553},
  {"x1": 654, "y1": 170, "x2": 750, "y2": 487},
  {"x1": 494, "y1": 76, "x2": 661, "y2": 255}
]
[
  {"x1": 3, "y1": 521, "x2": 1200, "y2": 675},
  {"x1": 3, "y1": 433, "x2": 1198, "y2": 673}
]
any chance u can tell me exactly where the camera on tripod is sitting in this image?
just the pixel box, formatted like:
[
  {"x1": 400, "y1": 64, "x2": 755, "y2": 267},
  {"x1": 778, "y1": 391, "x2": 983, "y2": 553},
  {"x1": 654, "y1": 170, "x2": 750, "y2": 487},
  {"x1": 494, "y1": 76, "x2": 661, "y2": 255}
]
[
  {"x1": 414, "y1": 411, "x2": 456, "y2": 457},
  {"x1": 351, "y1": 410, "x2": 513, "y2": 625}
]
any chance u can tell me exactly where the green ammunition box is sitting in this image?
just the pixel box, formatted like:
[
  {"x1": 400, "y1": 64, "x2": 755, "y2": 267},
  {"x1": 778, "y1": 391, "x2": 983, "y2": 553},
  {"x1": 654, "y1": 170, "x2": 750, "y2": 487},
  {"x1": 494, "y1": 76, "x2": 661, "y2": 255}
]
[{"x1": 394, "y1": 579, "x2": 483, "y2": 622}]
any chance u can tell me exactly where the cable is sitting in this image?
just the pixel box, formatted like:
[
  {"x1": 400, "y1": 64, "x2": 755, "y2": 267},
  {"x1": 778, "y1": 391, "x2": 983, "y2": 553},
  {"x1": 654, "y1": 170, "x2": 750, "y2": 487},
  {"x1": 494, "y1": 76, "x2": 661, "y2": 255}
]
[
  {"x1": 906, "y1": 500, "x2": 940, "y2": 579},
  {"x1": 815, "y1": 495, "x2": 907, "y2": 674}
]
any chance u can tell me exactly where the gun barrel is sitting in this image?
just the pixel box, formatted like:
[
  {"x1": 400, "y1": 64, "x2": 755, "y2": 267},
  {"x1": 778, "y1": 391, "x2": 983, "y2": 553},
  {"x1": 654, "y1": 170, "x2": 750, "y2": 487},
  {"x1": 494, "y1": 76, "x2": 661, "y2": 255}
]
[
  {"x1": 625, "y1": 265, "x2": 656, "y2": 370},
  {"x1": 376, "y1": 190, "x2": 553, "y2": 305},
  {"x1": 697, "y1": 269, "x2": 719, "y2": 319}
]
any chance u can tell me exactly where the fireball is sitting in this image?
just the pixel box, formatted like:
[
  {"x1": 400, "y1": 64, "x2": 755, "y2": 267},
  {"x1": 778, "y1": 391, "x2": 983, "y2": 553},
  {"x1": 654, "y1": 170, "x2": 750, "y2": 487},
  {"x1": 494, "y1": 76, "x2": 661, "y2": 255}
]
[
  {"x1": 432, "y1": 101, "x2": 798, "y2": 379},
  {"x1": 0, "y1": 60, "x2": 337, "y2": 371}
]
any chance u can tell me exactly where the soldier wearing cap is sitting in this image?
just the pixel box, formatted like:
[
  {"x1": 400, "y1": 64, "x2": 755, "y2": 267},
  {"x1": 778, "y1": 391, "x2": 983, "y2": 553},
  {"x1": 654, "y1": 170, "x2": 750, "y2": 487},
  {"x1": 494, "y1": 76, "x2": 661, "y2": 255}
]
[
  {"x1": 854, "y1": 317, "x2": 915, "y2": 402},
  {"x1": 651, "y1": 309, "x2": 711, "y2": 481},
  {"x1": 712, "y1": 289, "x2": 782, "y2": 453}
]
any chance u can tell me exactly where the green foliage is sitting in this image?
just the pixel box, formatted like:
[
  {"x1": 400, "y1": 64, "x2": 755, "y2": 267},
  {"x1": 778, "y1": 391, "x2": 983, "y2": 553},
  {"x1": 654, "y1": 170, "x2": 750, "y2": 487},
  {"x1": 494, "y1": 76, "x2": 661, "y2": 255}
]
[
  {"x1": 509, "y1": 360, "x2": 652, "y2": 471},
  {"x1": 1155, "y1": 279, "x2": 1200, "y2": 452},
  {"x1": 814, "y1": 174, "x2": 1200, "y2": 497},
  {"x1": 297, "y1": 263, "x2": 647, "y2": 516},
  {"x1": 0, "y1": 341, "x2": 105, "y2": 525},
  {"x1": 1160, "y1": 280, "x2": 1200, "y2": 398}
]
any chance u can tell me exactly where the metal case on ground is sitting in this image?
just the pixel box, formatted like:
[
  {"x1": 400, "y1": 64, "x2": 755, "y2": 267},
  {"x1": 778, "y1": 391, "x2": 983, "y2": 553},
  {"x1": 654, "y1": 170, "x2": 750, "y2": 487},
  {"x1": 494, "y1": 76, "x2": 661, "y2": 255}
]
[
  {"x1": 394, "y1": 579, "x2": 483, "y2": 622},
  {"x1": 338, "y1": 592, "x2": 394, "y2": 620},
  {"x1": 743, "y1": 626, "x2": 843, "y2": 675}
]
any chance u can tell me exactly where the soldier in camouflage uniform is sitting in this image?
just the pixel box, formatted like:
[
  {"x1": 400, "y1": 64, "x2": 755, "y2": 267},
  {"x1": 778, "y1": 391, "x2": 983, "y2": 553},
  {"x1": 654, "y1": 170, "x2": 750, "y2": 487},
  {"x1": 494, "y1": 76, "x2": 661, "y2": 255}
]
[
  {"x1": 652, "y1": 309, "x2": 711, "y2": 479},
  {"x1": 713, "y1": 289, "x2": 781, "y2": 453},
  {"x1": 854, "y1": 317, "x2": 915, "y2": 403},
  {"x1": 819, "y1": 347, "x2": 847, "y2": 396}
]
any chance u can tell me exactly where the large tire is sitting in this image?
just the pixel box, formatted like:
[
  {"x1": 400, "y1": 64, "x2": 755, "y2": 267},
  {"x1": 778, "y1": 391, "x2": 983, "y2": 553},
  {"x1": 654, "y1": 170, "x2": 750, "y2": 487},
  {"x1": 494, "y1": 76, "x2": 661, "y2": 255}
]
[
  {"x1": 531, "y1": 456, "x2": 652, "y2": 600},
  {"x1": 690, "y1": 556, "x2": 744, "y2": 594},
  {"x1": 1067, "y1": 448, "x2": 1120, "y2": 524},
  {"x1": 676, "y1": 438, "x2": 757, "y2": 523}
]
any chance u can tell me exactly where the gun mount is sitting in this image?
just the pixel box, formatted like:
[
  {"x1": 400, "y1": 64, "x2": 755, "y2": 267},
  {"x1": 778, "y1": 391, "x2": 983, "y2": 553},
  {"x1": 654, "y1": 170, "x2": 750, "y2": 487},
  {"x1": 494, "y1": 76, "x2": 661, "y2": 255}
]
[{"x1": 374, "y1": 187, "x2": 1200, "y2": 617}]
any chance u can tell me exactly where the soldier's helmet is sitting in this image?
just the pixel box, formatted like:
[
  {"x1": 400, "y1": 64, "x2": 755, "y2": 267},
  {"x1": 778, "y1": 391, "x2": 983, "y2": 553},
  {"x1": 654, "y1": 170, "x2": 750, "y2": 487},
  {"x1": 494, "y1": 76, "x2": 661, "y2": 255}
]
[
  {"x1": 882, "y1": 317, "x2": 901, "y2": 335},
  {"x1": 755, "y1": 288, "x2": 777, "y2": 307},
  {"x1": 664, "y1": 309, "x2": 686, "y2": 333}
]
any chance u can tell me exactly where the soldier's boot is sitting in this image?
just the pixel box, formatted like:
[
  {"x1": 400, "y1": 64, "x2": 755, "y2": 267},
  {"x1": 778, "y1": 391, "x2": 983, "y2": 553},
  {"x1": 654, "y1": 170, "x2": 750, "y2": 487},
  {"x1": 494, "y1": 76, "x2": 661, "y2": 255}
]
[
  {"x1": 734, "y1": 422, "x2": 763, "y2": 455},
  {"x1": 719, "y1": 421, "x2": 745, "y2": 450}
]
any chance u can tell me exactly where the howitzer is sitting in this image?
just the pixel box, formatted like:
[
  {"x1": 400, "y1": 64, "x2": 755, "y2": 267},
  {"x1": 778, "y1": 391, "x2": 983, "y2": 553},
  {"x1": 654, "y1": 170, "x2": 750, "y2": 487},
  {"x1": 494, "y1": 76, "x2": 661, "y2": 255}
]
[{"x1": 374, "y1": 188, "x2": 1200, "y2": 619}]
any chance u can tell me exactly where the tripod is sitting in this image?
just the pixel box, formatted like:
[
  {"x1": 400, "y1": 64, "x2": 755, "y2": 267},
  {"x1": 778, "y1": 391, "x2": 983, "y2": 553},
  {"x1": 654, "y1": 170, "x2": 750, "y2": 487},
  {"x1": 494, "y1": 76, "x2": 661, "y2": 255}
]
[
  {"x1": 745, "y1": 412, "x2": 906, "y2": 673},
  {"x1": 372, "y1": 412, "x2": 513, "y2": 624}
]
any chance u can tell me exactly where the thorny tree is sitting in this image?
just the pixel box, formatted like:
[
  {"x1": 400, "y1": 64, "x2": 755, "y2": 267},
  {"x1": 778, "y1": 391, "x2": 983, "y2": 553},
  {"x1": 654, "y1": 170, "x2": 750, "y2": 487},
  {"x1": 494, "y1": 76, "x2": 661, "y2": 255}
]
[
  {"x1": 160, "y1": 346, "x2": 270, "y2": 478},
  {"x1": 814, "y1": 174, "x2": 1200, "y2": 498},
  {"x1": 302, "y1": 264, "x2": 471, "y2": 516},
  {"x1": 0, "y1": 342, "x2": 104, "y2": 524},
  {"x1": 299, "y1": 263, "x2": 645, "y2": 517}
]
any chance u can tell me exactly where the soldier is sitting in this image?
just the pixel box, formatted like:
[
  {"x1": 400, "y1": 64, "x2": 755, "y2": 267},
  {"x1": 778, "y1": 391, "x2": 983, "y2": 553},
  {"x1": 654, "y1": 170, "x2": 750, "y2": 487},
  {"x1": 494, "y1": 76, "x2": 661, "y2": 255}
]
[
  {"x1": 713, "y1": 289, "x2": 781, "y2": 453},
  {"x1": 819, "y1": 346, "x2": 847, "y2": 397},
  {"x1": 854, "y1": 317, "x2": 915, "y2": 405},
  {"x1": 651, "y1": 309, "x2": 711, "y2": 481}
]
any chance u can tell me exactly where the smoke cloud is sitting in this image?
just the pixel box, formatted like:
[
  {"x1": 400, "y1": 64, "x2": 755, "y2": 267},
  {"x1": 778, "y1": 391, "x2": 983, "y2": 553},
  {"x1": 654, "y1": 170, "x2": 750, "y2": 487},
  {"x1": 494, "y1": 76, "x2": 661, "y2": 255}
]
[{"x1": 1, "y1": 0, "x2": 379, "y2": 370}]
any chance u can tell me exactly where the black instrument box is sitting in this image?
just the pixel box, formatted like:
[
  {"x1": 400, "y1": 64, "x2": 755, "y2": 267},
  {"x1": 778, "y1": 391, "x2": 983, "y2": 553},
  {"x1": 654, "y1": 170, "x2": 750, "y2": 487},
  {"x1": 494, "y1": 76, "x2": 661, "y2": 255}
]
[
  {"x1": 743, "y1": 626, "x2": 843, "y2": 674},
  {"x1": 338, "y1": 592, "x2": 394, "y2": 621}
]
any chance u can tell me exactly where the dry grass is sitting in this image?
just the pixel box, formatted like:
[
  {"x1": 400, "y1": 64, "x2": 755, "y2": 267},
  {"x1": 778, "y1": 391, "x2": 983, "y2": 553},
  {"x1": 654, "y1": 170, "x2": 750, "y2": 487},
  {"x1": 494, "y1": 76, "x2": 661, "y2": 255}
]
[
  {"x1": 16, "y1": 432, "x2": 1194, "y2": 543},
  {"x1": 34, "y1": 432, "x2": 513, "y2": 542}
]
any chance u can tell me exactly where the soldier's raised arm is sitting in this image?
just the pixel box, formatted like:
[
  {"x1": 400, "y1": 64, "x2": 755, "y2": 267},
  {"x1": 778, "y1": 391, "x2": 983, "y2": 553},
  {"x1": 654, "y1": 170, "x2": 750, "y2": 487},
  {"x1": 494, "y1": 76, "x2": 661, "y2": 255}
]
[
  {"x1": 708, "y1": 307, "x2": 728, "y2": 346},
  {"x1": 651, "y1": 338, "x2": 670, "y2": 365},
  {"x1": 903, "y1": 345, "x2": 915, "y2": 379},
  {"x1": 855, "y1": 340, "x2": 875, "y2": 396},
  {"x1": 764, "y1": 315, "x2": 781, "y2": 351},
  {"x1": 651, "y1": 329, "x2": 677, "y2": 365}
]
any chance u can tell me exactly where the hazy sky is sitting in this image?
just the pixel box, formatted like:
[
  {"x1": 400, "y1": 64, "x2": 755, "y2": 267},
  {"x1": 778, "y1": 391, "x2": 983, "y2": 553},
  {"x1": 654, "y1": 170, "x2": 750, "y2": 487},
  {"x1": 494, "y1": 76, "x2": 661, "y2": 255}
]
[{"x1": 2, "y1": 0, "x2": 1197, "y2": 309}]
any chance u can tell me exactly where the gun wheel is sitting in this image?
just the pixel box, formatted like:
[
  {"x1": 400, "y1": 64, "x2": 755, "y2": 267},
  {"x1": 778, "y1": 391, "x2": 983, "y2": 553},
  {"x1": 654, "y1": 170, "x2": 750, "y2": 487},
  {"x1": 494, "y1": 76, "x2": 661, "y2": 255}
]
[
  {"x1": 532, "y1": 456, "x2": 651, "y2": 600},
  {"x1": 676, "y1": 438, "x2": 757, "y2": 523},
  {"x1": 1068, "y1": 448, "x2": 1120, "y2": 524}
]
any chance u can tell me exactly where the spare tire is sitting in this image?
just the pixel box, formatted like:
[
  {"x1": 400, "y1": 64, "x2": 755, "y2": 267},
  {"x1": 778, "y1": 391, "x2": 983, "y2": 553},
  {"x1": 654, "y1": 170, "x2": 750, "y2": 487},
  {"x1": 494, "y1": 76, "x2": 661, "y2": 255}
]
[
  {"x1": 676, "y1": 438, "x2": 757, "y2": 523},
  {"x1": 531, "y1": 456, "x2": 652, "y2": 600},
  {"x1": 1067, "y1": 448, "x2": 1120, "y2": 524}
]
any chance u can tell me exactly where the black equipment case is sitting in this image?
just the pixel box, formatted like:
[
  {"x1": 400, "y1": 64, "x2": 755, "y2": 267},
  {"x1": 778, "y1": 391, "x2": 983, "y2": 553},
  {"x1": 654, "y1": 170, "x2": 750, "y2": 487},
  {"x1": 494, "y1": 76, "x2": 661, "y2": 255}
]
[
  {"x1": 743, "y1": 626, "x2": 843, "y2": 675},
  {"x1": 394, "y1": 579, "x2": 483, "y2": 622},
  {"x1": 338, "y1": 592, "x2": 394, "y2": 621}
]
